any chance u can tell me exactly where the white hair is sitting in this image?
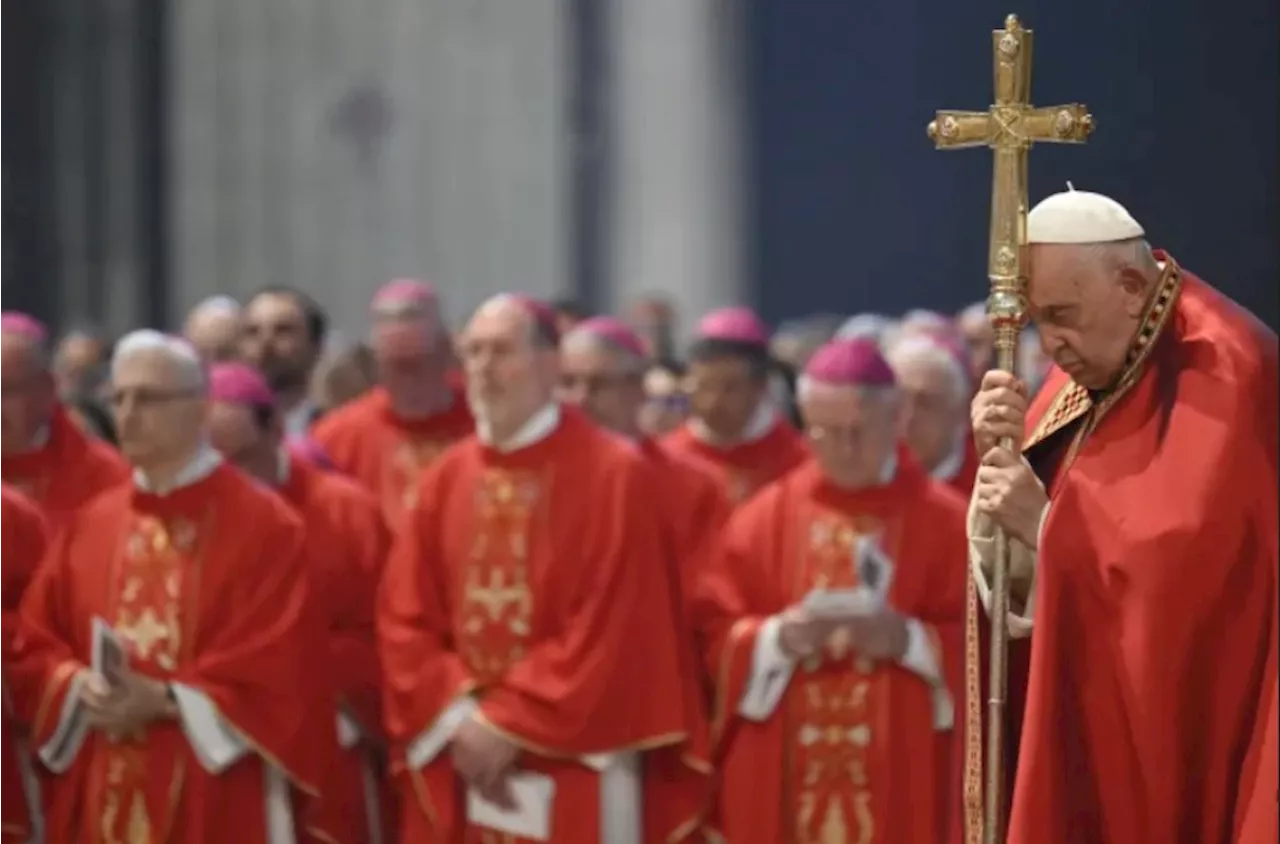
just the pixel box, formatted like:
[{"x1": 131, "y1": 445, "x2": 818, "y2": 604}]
[
  {"x1": 1081, "y1": 237, "x2": 1159, "y2": 278},
  {"x1": 188, "y1": 295, "x2": 241, "y2": 317},
  {"x1": 901, "y1": 309, "x2": 951, "y2": 332},
  {"x1": 835, "y1": 313, "x2": 894, "y2": 343},
  {"x1": 884, "y1": 335, "x2": 970, "y2": 404},
  {"x1": 112, "y1": 329, "x2": 207, "y2": 391},
  {"x1": 958, "y1": 301, "x2": 988, "y2": 323},
  {"x1": 560, "y1": 326, "x2": 646, "y2": 376}
]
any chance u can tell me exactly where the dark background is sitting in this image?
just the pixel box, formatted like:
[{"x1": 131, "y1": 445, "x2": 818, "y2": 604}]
[{"x1": 747, "y1": 0, "x2": 1279, "y2": 328}]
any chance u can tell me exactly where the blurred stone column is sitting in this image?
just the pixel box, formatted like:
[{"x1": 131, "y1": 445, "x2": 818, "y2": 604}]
[
  {"x1": 169, "y1": 0, "x2": 570, "y2": 336},
  {"x1": 606, "y1": 0, "x2": 747, "y2": 342}
]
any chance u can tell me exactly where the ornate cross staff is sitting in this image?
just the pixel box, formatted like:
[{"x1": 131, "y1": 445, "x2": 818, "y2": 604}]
[{"x1": 925, "y1": 14, "x2": 1093, "y2": 844}]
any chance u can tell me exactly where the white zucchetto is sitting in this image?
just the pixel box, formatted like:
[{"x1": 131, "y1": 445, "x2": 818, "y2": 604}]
[{"x1": 1027, "y1": 184, "x2": 1145, "y2": 244}]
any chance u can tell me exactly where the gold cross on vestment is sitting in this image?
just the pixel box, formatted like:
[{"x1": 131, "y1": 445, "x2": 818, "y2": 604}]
[
  {"x1": 468, "y1": 570, "x2": 530, "y2": 622},
  {"x1": 120, "y1": 609, "x2": 168, "y2": 661}
]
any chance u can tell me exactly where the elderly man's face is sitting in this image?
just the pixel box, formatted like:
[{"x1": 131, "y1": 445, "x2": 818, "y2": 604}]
[
  {"x1": 459, "y1": 302, "x2": 557, "y2": 437},
  {"x1": 1026, "y1": 244, "x2": 1147, "y2": 390},
  {"x1": 802, "y1": 384, "x2": 899, "y2": 489},
  {"x1": 108, "y1": 351, "x2": 207, "y2": 468},
  {"x1": 0, "y1": 334, "x2": 56, "y2": 453},
  {"x1": 891, "y1": 355, "x2": 965, "y2": 473},
  {"x1": 639, "y1": 367, "x2": 687, "y2": 437},
  {"x1": 558, "y1": 343, "x2": 643, "y2": 435},
  {"x1": 957, "y1": 311, "x2": 995, "y2": 383}
]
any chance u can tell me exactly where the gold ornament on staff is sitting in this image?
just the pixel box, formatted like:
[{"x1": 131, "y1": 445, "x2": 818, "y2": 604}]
[{"x1": 925, "y1": 14, "x2": 1093, "y2": 844}]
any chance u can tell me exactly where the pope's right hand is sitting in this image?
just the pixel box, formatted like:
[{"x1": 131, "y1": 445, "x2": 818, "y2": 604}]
[
  {"x1": 777, "y1": 607, "x2": 837, "y2": 661},
  {"x1": 971, "y1": 370, "x2": 1029, "y2": 455}
]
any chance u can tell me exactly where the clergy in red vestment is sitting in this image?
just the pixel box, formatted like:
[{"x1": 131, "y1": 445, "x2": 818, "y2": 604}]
[
  {"x1": 311, "y1": 280, "x2": 474, "y2": 531},
  {"x1": 1, "y1": 313, "x2": 129, "y2": 528},
  {"x1": 379, "y1": 294, "x2": 706, "y2": 844},
  {"x1": 662, "y1": 307, "x2": 808, "y2": 506},
  {"x1": 2, "y1": 485, "x2": 47, "y2": 844},
  {"x1": 884, "y1": 335, "x2": 978, "y2": 496},
  {"x1": 558, "y1": 316, "x2": 722, "y2": 840},
  {"x1": 208, "y1": 361, "x2": 392, "y2": 844},
  {"x1": 964, "y1": 188, "x2": 1278, "y2": 843},
  {"x1": 6, "y1": 330, "x2": 327, "y2": 843},
  {"x1": 695, "y1": 337, "x2": 967, "y2": 844}
]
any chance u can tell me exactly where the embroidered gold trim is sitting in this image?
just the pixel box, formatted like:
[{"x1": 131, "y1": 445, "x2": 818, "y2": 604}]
[{"x1": 471, "y1": 709, "x2": 688, "y2": 761}]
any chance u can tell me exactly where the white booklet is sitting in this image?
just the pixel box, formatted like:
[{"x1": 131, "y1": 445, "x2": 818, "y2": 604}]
[
  {"x1": 801, "y1": 535, "x2": 895, "y2": 620},
  {"x1": 466, "y1": 771, "x2": 556, "y2": 841},
  {"x1": 91, "y1": 617, "x2": 128, "y2": 690}
]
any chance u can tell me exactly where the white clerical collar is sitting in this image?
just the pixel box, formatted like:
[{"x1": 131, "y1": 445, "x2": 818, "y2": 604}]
[
  {"x1": 134, "y1": 443, "x2": 223, "y2": 496},
  {"x1": 690, "y1": 401, "x2": 778, "y2": 448},
  {"x1": 478, "y1": 403, "x2": 561, "y2": 453},
  {"x1": 276, "y1": 447, "x2": 291, "y2": 485},
  {"x1": 930, "y1": 430, "x2": 969, "y2": 482},
  {"x1": 283, "y1": 399, "x2": 317, "y2": 438},
  {"x1": 879, "y1": 451, "x2": 898, "y2": 485}
]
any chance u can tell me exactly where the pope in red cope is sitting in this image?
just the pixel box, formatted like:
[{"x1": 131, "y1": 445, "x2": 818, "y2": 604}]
[
  {"x1": 964, "y1": 188, "x2": 1278, "y2": 844},
  {"x1": 696, "y1": 337, "x2": 967, "y2": 843}
]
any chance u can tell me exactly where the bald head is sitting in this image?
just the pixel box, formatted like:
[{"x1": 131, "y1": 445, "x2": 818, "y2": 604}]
[
  {"x1": 110, "y1": 331, "x2": 209, "y2": 469},
  {"x1": 885, "y1": 336, "x2": 970, "y2": 473},
  {"x1": 460, "y1": 295, "x2": 561, "y2": 443},
  {"x1": 184, "y1": 296, "x2": 243, "y2": 363}
]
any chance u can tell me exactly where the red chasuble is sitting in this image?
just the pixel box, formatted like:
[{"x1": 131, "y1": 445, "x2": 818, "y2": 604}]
[
  {"x1": 697, "y1": 452, "x2": 967, "y2": 844},
  {"x1": 965, "y1": 257, "x2": 1279, "y2": 844},
  {"x1": 6, "y1": 462, "x2": 325, "y2": 843},
  {"x1": 310, "y1": 385, "x2": 474, "y2": 531},
  {"x1": 379, "y1": 407, "x2": 705, "y2": 844},
  {"x1": 2, "y1": 485, "x2": 47, "y2": 844},
  {"x1": 277, "y1": 451, "x2": 392, "y2": 844},
  {"x1": 661, "y1": 418, "x2": 808, "y2": 507},
  {"x1": 1, "y1": 405, "x2": 128, "y2": 531}
]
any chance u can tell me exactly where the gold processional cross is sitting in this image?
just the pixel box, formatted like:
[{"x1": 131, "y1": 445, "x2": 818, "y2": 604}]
[{"x1": 925, "y1": 14, "x2": 1093, "y2": 844}]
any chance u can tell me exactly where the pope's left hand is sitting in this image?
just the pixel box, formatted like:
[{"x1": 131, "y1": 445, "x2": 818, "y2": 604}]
[
  {"x1": 84, "y1": 670, "x2": 172, "y2": 739},
  {"x1": 975, "y1": 447, "x2": 1049, "y2": 548}
]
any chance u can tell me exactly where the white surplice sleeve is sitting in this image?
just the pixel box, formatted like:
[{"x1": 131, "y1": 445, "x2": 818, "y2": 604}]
[
  {"x1": 170, "y1": 682, "x2": 250, "y2": 774},
  {"x1": 406, "y1": 695, "x2": 478, "y2": 771},
  {"x1": 737, "y1": 615, "x2": 796, "y2": 721},
  {"x1": 37, "y1": 671, "x2": 90, "y2": 773}
]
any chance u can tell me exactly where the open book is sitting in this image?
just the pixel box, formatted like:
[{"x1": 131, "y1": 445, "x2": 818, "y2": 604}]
[{"x1": 91, "y1": 616, "x2": 128, "y2": 690}]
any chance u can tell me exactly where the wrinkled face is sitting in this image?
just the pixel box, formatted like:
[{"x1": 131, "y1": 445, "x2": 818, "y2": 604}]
[
  {"x1": 687, "y1": 356, "x2": 767, "y2": 441},
  {"x1": 459, "y1": 303, "x2": 557, "y2": 437},
  {"x1": 802, "y1": 384, "x2": 900, "y2": 489},
  {"x1": 890, "y1": 356, "x2": 964, "y2": 472},
  {"x1": 640, "y1": 367, "x2": 687, "y2": 437},
  {"x1": 241, "y1": 294, "x2": 316, "y2": 391},
  {"x1": 53, "y1": 334, "x2": 106, "y2": 396},
  {"x1": 207, "y1": 401, "x2": 273, "y2": 475},
  {"x1": 1026, "y1": 245, "x2": 1147, "y2": 390},
  {"x1": 185, "y1": 309, "x2": 243, "y2": 363},
  {"x1": 557, "y1": 342, "x2": 644, "y2": 435},
  {"x1": 957, "y1": 311, "x2": 995, "y2": 382},
  {"x1": 0, "y1": 335, "x2": 56, "y2": 453},
  {"x1": 108, "y1": 351, "x2": 207, "y2": 468}
]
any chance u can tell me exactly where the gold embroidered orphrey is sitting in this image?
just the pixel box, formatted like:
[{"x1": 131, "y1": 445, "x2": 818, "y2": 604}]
[{"x1": 926, "y1": 15, "x2": 1094, "y2": 844}]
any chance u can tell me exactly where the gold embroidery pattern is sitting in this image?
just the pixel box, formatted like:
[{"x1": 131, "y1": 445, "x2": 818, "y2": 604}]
[
  {"x1": 386, "y1": 438, "x2": 450, "y2": 518},
  {"x1": 97, "y1": 514, "x2": 196, "y2": 844},
  {"x1": 456, "y1": 470, "x2": 540, "y2": 686},
  {"x1": 790, "y1": 512, "x2": 884, "y2": 844}
]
